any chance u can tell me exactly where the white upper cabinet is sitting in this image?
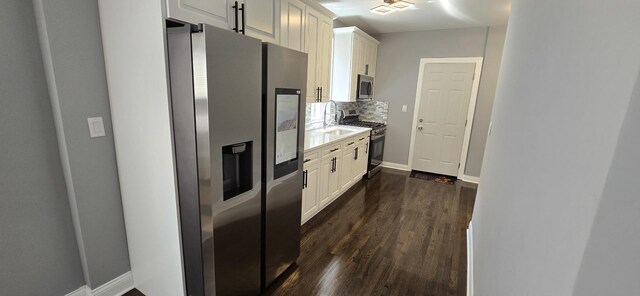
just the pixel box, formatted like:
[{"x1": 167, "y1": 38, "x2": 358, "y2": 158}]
[
  {"x1": 167, "y1": 0, "x2": 230, "y2": 29},
  {"x1": 331, "y1": 27, "x2": 380, "y2": 102},
  {"x1": 280, "y1": 0, "x2": 306, "y2": 52},
  {"x1": 167, "y1": 0, "x2": 279, "y2": 43},
  {"x1": 242, "y1": 0, "x2": 279, "y2": 43},
  {"x1": 305, "y1": 6, "x2": 333, "y2": 102},
  {"x1": 318, "y1": 18, "x2": 333, "y2": 102}
]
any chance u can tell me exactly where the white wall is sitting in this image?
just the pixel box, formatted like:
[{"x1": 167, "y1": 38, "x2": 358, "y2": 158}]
[
  {"x1": 98, "y1": 0, "x2": 185, "y2": 295},
  {"x1": 572, "y1": 70, "x2": 640, "y2": 296},
  {"x1": 472, "y1": 0, "x2": 640, "y2": 295}
]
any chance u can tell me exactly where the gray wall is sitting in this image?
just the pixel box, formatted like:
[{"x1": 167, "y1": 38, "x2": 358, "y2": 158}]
[
  {"x1": 465, "y1": 25, "x2": 507, "y2": 177},
  {"x1": 0, "y1": 0, "x2": 85, "y2": 294},
  {"x1": 35, "y1": 0, "x2": 130, "y2": 288},
  {"x1": 572, "y1": 70, "x2": 640, "y2": 296},
  {"x1": 373, "y1": 26, "x2": 507, "y2": 177},
  {"x1": 471, "y1": 0, "x2": 640, "y2": 294}
]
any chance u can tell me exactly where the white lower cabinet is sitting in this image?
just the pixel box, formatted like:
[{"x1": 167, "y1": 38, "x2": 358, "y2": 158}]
[
  {"x1": 340, "y1": 140, "x2": 357, "y2": 191},
  {"x1": 301, "y1": 161, "x2": 320, "y2": 224},
  {"x1": 301, "y1": 131, "x2": 370, "y2": 225}
]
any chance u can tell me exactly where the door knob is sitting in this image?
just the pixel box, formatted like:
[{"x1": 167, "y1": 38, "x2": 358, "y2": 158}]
[{"x1": 417, "y1": 126, "x2": 423, "y2": 131}]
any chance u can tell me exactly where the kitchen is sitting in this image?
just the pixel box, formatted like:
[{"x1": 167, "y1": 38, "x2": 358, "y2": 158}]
[
  {"x1": 5, "y1": 0, "x2": 638, "y2": 296},
  {"x1": 97, "y1": 0, "x2": 497, "y2": 294}
]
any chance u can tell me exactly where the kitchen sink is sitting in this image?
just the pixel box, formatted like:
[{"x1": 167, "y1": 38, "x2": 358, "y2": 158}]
[{"x1": 323, "y1": 129, "x2": 353, "y2": 136}]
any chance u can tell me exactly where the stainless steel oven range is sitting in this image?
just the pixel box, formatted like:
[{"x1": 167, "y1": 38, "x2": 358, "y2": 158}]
[{"x1": 340, "y1": 109, "x2": 386, "y2": 178}]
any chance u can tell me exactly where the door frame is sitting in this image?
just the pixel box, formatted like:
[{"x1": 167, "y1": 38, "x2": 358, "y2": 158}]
[{"x1": 407, "y1": 57, "x2": 484, "y2": 179}]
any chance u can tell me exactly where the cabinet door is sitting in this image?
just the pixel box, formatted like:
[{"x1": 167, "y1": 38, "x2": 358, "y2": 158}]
[
  {"x1": 361, "y1": 141, "x2": 370, "y2": 175},
  {"x1": 356, "y1": 36, "x2": 367, "y2": 76},
  {"x1": 319, "y1": 158, "x2": 333, "y2": 208},
  {"x1": 354, "y1": 143, "x2": 367, "y2": 182},
  {"x1": 167, "y1": 0, "x2": 230, "y2": 30},
  {"x1": 350, "y1": 34, "x2": 361, "y2": 101},
  {"x1": 318, "y1": 16, "x2": 333, "y2": 102},
  {"x1": 369, "y1": 44, "x2": 378, "y2": 78},
  {"x1": 330, "y1": 155, "x2": 342, "y2": 199},
  {"x1": 301, "y1": 165, "x2": 320, "y2": 224},
  {"x1": 305, "y1": 8, "x2": 320, "y2": 102},
  {"x1": 243, "y1": 0, "x2": 278, "y2": 43},
  {"x1": 362, "y1": 40, "x2": 378, "y2": 77},
  {"x1": 280, "y1": 0, "x2": 305, "y2": 52},
  {"x1": 340, "y1": 146, "x2": 355, "y2": 191}
]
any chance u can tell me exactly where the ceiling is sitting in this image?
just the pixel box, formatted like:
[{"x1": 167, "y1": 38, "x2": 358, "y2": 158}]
[{"x1": 317, "y1": 0, "x2": 511, "y2": 34}]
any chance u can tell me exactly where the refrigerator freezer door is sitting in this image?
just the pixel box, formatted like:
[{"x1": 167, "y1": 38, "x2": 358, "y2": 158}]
[
  {"x1": 192, "y1": 24, "x2": 263, "y2": 296},
  {"x1": 170, "y1": 23, "x2": 263, "y2": 296}
]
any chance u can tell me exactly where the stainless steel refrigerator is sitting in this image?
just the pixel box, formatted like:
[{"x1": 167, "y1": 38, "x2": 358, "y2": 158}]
[
  {"x1": 167, "y1": 24, "x2": 306, "y2": 296},
  {"x1": 168, "y1": 24, "x2": 263, "y2": 296},
  {"x1": 261, "y1": 43, "x2": 307, "y2": 289}
]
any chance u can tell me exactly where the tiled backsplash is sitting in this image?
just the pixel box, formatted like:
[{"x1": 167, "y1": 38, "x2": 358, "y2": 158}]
[{"x1": 305, "y1": 100, "x2": 389, "y2": 130}]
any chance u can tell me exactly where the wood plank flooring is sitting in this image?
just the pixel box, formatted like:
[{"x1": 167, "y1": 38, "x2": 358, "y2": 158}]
[{"x1": 264, "y1": 168, "x2": 477, "y2": 296}]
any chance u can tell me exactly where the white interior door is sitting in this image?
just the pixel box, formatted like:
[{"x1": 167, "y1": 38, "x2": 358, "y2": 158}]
[{"x1": 411, "y1": 63, "x2": 476, "y2": 176}]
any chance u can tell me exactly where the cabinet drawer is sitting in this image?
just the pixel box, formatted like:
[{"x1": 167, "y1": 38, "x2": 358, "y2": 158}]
[
  {"x1": 355, "y1": 134, "x2": 369, "y2": 143},
  {"x1": 341, "y1": 137, "x2": 358, "y2": 149},
  {"x1": 322, "y1": 143, "x2": 341, "y2": 158},
  {"x1": 303, "y1": 149, "x2": 320, "y2": 167}
]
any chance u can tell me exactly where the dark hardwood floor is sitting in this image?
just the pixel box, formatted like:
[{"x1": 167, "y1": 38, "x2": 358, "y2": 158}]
[
  {"x1": 264, "y1": 168, "x2": 477, "y2": 296},
  {"x1": 123, "y1": 168, "x2": 476, "y2": 296}
]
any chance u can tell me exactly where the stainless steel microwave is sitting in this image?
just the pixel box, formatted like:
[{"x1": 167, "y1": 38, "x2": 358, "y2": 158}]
[{"x1": 357, "y1": 74, "x2": 374, "y2": 100}]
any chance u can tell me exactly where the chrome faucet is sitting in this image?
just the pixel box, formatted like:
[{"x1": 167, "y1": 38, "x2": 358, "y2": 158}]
[{"x1": 323, "y1": 100, "x2": 338, "y2": 129}]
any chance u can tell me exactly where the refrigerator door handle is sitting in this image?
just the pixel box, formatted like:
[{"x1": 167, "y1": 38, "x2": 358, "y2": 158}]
[
  {"x1": 232, "y1": 1, "x2": 239, "y2": 33},
  {"x1": 240, "y1": 3, "x2": 246, "y2": 35}
]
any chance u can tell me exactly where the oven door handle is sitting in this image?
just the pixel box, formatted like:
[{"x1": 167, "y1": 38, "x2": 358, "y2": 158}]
[{"x1": 370, "y1": 134, "x2": 385, "y2": 141}]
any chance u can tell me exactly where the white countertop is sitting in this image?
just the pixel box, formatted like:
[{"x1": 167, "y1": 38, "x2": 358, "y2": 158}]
[{"x1": 304, "y1": 125, "x2": 371, "y2": 152}]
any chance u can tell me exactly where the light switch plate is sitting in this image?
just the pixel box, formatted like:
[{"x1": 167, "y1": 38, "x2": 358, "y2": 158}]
[
  {"x1": 87, "y1": 117, "x2": 106, "y2": 138},
  {"x1": 402, "y1": 105, "x2": 407, "y2": 112}
]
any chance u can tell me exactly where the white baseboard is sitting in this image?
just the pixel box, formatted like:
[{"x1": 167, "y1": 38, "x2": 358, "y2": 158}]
[
  {"x1": 66, "y1": 272, "x2": 133, "y2": 296},
  {"x1": 467, "y1": 222, "x2": 474, "y2": 296},
  {"x1": 381, "y1": 161, "x2": 410, "y2": 171},
  {"x1": 462, "y1": 175, "x2": 480, "y2": 184},
  {"x1": 66, "y1": 286, "x2": 89, "y2": 296},
  {"x1": 92, "y1": 271, "x2": 134, "y2": 296}
]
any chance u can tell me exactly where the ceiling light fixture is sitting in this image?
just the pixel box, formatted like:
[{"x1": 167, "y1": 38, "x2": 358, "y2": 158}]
[
  {"x1": 371, "y1": 4, "x2": 396, "y2": 15},
  {"x1": 389, "y1": 0, "x2": 415, "y2": 10},
  {"x1": 370, "y1": 0, "x2": 415, "y2": 15}
]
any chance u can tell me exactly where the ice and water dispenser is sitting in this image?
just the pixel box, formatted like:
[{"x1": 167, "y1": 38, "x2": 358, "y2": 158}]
[{"x1": 222, "y1": 141, "x2": 253, "y2": 200}]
